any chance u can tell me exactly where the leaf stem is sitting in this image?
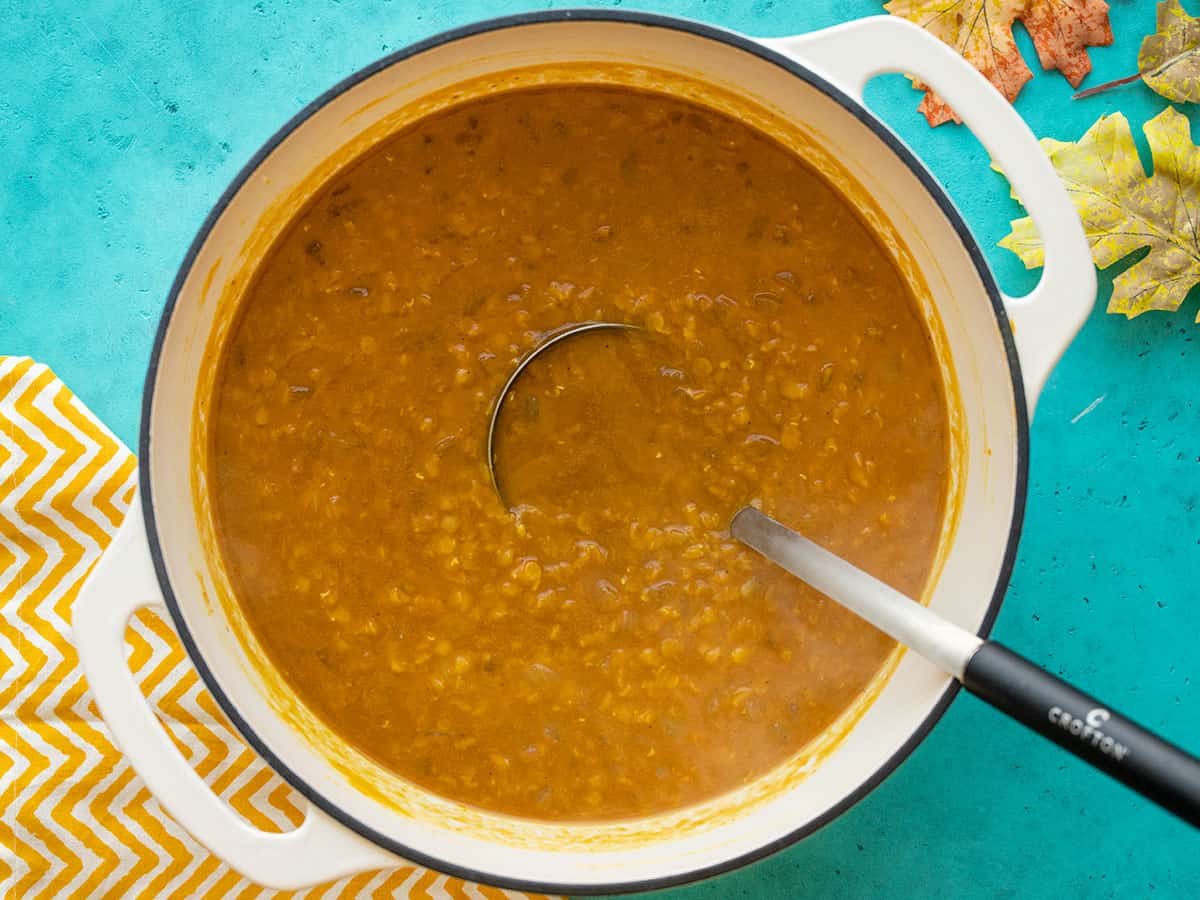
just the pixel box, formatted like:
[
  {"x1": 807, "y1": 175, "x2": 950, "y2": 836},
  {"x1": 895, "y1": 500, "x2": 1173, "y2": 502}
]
[{"x1": 1073, "y1": 72, "x2": 1144, "y2": 100}]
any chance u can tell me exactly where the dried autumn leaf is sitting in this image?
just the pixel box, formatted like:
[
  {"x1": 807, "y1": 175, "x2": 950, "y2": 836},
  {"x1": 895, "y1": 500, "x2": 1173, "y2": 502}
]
[
  {"x1": 997, "y1": 107, "x2": 1200, "y2": 319},
  {"x1": 1141, "y1": 0, "x2": 1200, "y2": 103},
  {"x1": 885, "y1": 0, "x2": 1113, "y2": 126},
  {"x1": 1075, "y1": 0, "x2": 1200, "y2": 101}
]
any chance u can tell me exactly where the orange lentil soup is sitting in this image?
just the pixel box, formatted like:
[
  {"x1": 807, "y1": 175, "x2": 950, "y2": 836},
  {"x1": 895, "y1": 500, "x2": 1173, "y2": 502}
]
[{"x1": 210, "y1": 85, "x2": 950, "y2": 820}]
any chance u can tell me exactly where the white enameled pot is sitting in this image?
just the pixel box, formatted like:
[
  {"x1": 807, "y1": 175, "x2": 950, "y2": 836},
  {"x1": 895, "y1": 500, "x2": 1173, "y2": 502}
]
[{"x1": 73, "y1": 11, "x2": 1096, "y2": 894}]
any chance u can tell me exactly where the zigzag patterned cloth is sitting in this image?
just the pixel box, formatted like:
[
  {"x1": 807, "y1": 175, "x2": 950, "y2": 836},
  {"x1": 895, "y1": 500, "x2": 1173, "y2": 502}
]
[{"x1": 0, "y1": 357, "x2": 552, "y2": 899}]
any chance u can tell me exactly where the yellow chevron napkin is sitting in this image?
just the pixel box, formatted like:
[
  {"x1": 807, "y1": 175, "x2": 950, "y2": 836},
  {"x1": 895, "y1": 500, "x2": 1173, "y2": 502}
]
[{"x1": 0, "y1": 357, "x2": 550, "y2": 900}]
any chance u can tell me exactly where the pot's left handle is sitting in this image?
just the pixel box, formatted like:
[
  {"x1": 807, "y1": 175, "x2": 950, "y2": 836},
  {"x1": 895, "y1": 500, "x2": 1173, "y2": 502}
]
[
  {"x1": 761, "y1": 16, "x2": 1097, "y2": 417},
  {"x1": 73, "y1": 493, "x2": 402, "y2": 890}
]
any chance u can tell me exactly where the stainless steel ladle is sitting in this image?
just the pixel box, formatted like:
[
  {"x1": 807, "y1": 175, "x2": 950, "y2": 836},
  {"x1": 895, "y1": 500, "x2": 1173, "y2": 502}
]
[
  {"x1": 485, "y1": 320, "x2": 639, "y2": 505},
  {"x1": 483, "y1": 326, "x2": 1200, "y2": 828}
]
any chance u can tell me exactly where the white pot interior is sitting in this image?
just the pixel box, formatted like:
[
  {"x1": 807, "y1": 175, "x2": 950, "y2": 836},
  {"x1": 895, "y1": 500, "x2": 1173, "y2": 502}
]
[{"x1": 146, "y1": 18, "x2": 1020, "y2": 889}]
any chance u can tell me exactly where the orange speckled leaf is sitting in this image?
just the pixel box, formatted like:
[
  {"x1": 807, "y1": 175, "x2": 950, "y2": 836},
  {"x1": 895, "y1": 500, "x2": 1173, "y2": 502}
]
[{"x1": 884, "y1": 0, "x2": 1113, "y2": 126}]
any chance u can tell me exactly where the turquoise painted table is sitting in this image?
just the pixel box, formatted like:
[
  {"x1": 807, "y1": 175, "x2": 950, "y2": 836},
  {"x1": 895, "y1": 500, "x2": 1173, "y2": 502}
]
[{"x1": 3, "y1": 1, "x2": 1196, "y2": 895}]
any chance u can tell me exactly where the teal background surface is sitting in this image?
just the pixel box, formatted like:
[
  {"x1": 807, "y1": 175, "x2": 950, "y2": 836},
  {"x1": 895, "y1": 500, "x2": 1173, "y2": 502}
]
[{"x1": 2, "y1": 1, "x2": 1197, "y2": 896}]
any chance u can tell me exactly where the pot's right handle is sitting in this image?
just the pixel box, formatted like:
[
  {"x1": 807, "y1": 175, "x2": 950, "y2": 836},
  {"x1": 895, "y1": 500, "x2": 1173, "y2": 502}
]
[
  {"x1": 73, "y1": 496, "x2": 402, "y2": 890},
  {"x1": 762, "y1": 17, "x2": 1097, "y2": 417}
]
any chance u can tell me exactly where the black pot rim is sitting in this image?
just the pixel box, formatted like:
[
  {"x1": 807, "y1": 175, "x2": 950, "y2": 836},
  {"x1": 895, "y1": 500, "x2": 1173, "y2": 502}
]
[{"x1": 140, "y1": 8, "x2": 1030, "y2": 896}]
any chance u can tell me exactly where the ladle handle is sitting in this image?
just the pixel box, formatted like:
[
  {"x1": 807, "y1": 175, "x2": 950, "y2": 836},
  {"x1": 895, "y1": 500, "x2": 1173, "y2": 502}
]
[
  {"x1": 731, "y1": 507, "x2": 1200, "y2": 829},
  {"x1": 963, "y1": 642, "x2": 1200, "y2": 829}
]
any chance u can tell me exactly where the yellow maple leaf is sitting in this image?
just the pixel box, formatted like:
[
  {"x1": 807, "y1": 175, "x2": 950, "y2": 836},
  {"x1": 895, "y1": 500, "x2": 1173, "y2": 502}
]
[
  {"x1": 885, "y1": 0, "x2": 1113, "y2": 126},
  {"x1": 998, "y1": 107, "x2": 1200, "y2": 319}
]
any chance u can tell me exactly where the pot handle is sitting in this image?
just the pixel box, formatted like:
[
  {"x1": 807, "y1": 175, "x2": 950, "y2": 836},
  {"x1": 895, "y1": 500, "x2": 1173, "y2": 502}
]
[
  {"x1": 762, "y1": 16, "x2": 1096, "y2": 416},
  {"x1": 73, "y1": 495, "x2": 402, "y2": 889}
]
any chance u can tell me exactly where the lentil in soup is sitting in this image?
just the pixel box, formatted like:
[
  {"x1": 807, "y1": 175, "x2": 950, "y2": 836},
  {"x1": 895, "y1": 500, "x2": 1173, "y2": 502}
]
[{"x1": 210, "y1": 84, "x2": 950, "y2": 820}]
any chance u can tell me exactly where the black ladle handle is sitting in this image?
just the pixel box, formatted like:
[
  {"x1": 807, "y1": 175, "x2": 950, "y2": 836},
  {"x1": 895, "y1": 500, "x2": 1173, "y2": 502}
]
[
  {"x1": 963, "y1": 641, "x2": 1200, "y2": 827},
  {"x1": 731, "y1": 506, "x2": 1200, "y2": 829}
]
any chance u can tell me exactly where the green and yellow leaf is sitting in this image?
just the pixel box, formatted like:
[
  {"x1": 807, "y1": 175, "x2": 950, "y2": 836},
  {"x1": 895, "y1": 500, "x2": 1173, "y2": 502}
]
[
  {"x1": 1140, "y1": 0, "x2": 1200, "y2": 103},
  {"x1": 997, "y1": 107, "x2": 1200, "y2": 319}
]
